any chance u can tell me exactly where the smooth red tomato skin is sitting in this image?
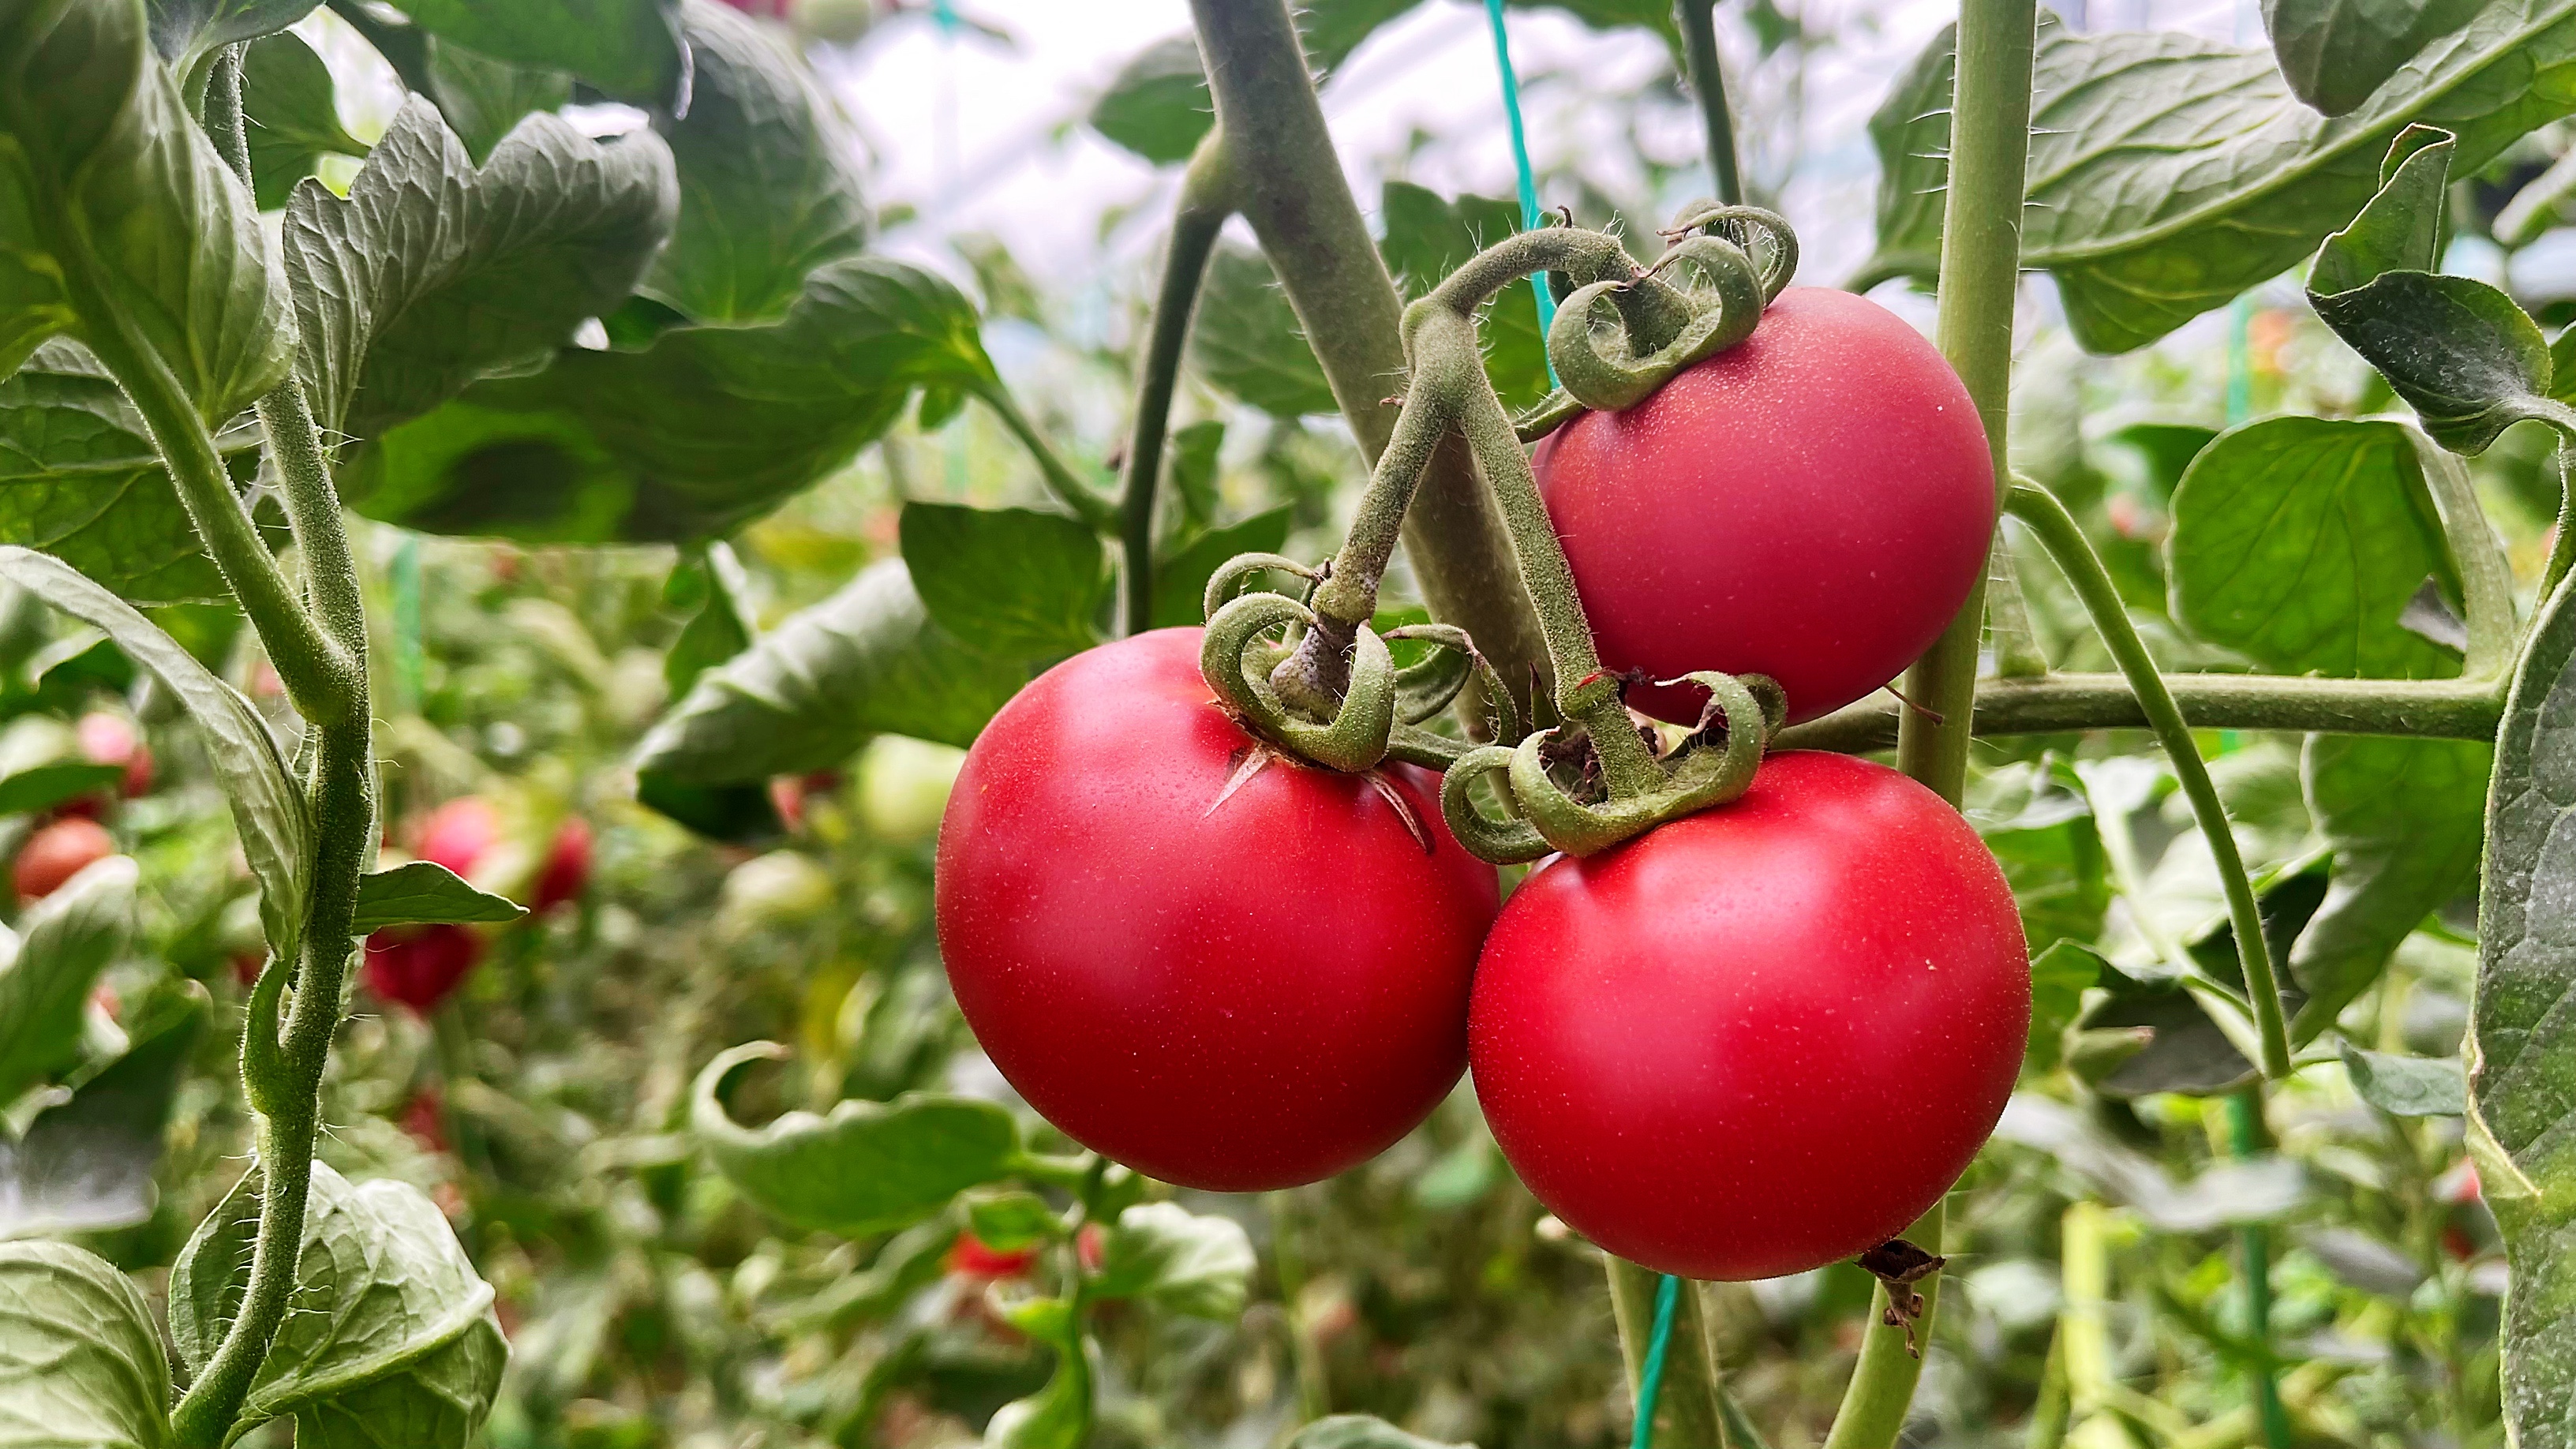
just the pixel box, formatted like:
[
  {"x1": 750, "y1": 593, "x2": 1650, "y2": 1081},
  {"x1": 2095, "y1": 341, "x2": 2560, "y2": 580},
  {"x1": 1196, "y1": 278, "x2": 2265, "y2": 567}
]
[
  {"x1": 1534, "y1": 287, "x2": 1994, "y2": 725},
  {"x1": 1469, "y1": 751, "x2": 2027, "y2": 1281},
  {"x1": 362, "y1": 923, "x2": 484, "y2": 1013},
  {"x1": 532, "y1": 817, "x2": 593, "y2": 912},
  {"x1": 935, "y1": 628, "x2": 1500, "y2": 1193},
  {"x1": 15, "y1": 818, "x2": 114, "y2": 900}
]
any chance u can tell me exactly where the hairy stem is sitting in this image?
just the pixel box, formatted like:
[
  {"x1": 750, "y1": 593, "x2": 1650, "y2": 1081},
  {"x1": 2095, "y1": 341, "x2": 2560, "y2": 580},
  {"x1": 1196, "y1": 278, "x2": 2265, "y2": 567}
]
[
  {"x1": 1822, "y1": 1202, "x2": 1946, "y2": 1449},
  {"x1": 975, "y1": 382, "x2": 1118, "y2": 532},
  {"x1": 1187, "y1": 0, "x2": 1549, "y2": 700},
  {"x1": 2008, "y1": 483, "x2": 2291, "y2": 1076},
  {"x1": 2404, "y1": 429, "x2": 2514, "y2": 683},
  {"x1": 172, "y1": 719, "x2": 374, "y2": 1447},
  {"x1": 2546, "y1": 440, "x2": 2576, "y2": 605},
  {"x1": 1676, "y1": 0, "x2": 1743, "y2": 207},
  {"x1": 1776, "y1": 670, "x2": 2507, "y2": 750},
  {"x1": 1120, "y1": 134, "x2": 1235, "y2": 635}
]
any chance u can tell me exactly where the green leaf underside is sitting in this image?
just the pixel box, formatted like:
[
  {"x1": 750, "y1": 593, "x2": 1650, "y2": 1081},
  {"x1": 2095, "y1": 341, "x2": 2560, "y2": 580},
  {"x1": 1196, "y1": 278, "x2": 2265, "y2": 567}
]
[
  {"x1": 0, "y1": 547, "x2": 310, "y2": 968},
  {"x1": 240, "y1": 29, "x2": 365, "y2": 210},
  {"x1": 0, "y1": 992, "x2": 207, "y2": 1239},
  {"x1": 396, "y1": 0, "x2": 682, "y2": 103},
  {"x1": 1863, "y1": 0, "x2": 2576, "y2": 352},
  {"x1": 146, "y1": 0, "x2": 313, "y2": 69},
  {"x1": 423, "y1": 39, "x2": 572, "y2": 165},
  {"x1": 899, "y1": 503, "x2": 1108, "y2": 661},
  {"x1": 2470, "y1": 575, "x2": 2576, "y2": 1449},
  {"x1": 2, "y1": 0, "x2": 290, "y2": 412},
  {"x1": 350, "y1": 859, "x2": 526, "y2": 932},
  {"x1": 664, "y1": 542, "x2": 755, "y2": 698},
  {"x1": 690, "y1": 1043, "x2": 1023, "y2": 1237},
  {"x1": 283, "y1": 95, "x2": 679, "y2": 446},
  {"x1": 0, "y1": 1240, "x2": 170, "y2": 1449},
  {"x1": 1091, "y1": 1203, "x2": 1256, "y2": 1319},
  {"x1": 2263, "y1": 0, "x2": 2481, "y2": 115},
  {"x1": 2169, "y1": 417, "x2": 2488, "y2": 1041},
  {"x1": 169, "y1": 1161, "x2": 504, "y2": 1443},
  {"x1": 632, "y1": 559, "x2": 1026, "y2": 786},
  {"x1": 0, "y1": 856, "x2": 136, "y2": 1109},
  {"x1": 2341, "y1": 1039, "x2": 2469, "y2": 1115},
  {"x1": 346, "y1": 257, "x2": 992, "y2": 542},
  {"x1": 1190, "y1": 243, "x2": 1341, "y2": 418},
  {"x1": 645, "y1": 0, "x2": 871, "y2": 324}
]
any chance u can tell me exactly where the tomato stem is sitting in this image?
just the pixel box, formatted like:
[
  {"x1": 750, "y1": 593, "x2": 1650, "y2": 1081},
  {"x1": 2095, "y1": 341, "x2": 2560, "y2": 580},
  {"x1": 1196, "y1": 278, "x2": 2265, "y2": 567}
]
[
  {"x1": 1674, "y1": 0, "x2": 1744, "y2": 208},
  {"x1": 1118, "y1": 133, "x2": 1234, "y2": 635}
]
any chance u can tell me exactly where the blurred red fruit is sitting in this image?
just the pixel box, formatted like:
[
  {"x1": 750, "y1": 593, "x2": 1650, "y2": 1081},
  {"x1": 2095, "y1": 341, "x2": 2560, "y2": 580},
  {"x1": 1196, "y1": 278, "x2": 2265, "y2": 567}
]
[
  {"x1": 418, "y1": 798, "x2": 502, "y2": 877},
  {"x1": 15, "y1": 817, "x2": 114, "y2": 900},
  {"x1": 2436, "y1": 1158, "x2": 2483, "y2": 1204},
  {"x1": 363, "y1": 923, "x2": 483, "y2": 1013},
  {"x1": 1076, "y1": 1222, "x2": 1103, "y2": 1272},
  {"x1": 2443, "y1": 1223, "x2": 2477, "y2": 1262},
  {"x1": 76, "y1": 713, "x2": 153, "y2": 798},
  {"x1": 401, "y1": 1088, "x2": 450, "y2": 1155},
  {"x1": 532, "y1": 817, "x2": 593, "y2": 912},
  {"x1": 946, "y1": 1233, "x2": 1039, "y2": 1280},
  {"x1": 230, "y1": 953, "x2": 264, "y2": 987}
]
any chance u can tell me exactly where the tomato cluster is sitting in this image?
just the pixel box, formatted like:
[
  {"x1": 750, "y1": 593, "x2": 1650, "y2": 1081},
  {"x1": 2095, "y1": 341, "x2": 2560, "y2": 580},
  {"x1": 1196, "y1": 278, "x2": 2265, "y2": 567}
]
[{"x1": 933, "y1": 295, "x2": 2027, "y2": 1280}]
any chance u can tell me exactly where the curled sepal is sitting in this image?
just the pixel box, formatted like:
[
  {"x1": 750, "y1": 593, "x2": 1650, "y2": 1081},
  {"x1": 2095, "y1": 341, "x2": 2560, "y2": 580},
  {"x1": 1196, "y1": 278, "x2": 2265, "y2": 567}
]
[
  {"x1": 1505, "y1": 670, "x2": 1777, "y2": 856},
  {"x1": 1383, "y1": 623, "x2": 1478, "y2": 724},
  {"x1": 1664, "y1": 202, "x2": 1799, "y2": 302},
  {"x1": 1440, "y1": 746, "x2": 1552, "y2": 864},
  {"x1": 1200, "y1": 552, "x2": 1319, "y2": 624},
  {"x1": 1547, "y1": 236, "x2": 1767, "y2": 413},
  {"x1": 1200, "y1": 592, "x2": 1398, "y2": 773}
]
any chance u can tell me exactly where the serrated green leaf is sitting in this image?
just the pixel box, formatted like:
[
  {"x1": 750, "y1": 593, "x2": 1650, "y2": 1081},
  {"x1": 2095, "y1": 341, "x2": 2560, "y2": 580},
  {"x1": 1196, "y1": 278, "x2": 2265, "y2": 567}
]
[
  {"x1": 2469, "y1": 574, "x2": 2576, "y2": 1449},
  {"x1": 1379, "y1": 181, "x2": 1550, "y2": 410},
  {"x1": 146, "y1": 0, "x2": 310, "y2": 69},
  {"x1": 643, "y1": 0, "x2": 870, "y2": 324},
  {"x1": 398, "y1": 0, "x2": 682, "y2": 103},
  {"x1": 0, "y1": 1240, "x2": 169, "y2": 1449},
  {"x1": 0, "y1": 985, "x2": 207, "y2": 1239},
  {"x1": 170, "y1": 1161, "x2": 504, "y2": 1446},
  {"x1": 664, "y1": 541, "x2": 754, "y2": 698},
  {"x1": 2341, "y1": 1040, "x2": 2468, "y2": 1115},
  {"x1": 900, "y1": 504, "x2": 1107, "y2": 661},
  {"x1": 634, "y1": 560, "x2": 1024, "y2": 796},
  {"x1": 1285, "y1": 1417, "x2": 1473, "y2": 1449},
  {"x1": 0, "y1": 339, "x2": 262, "y2": 603},
  {"x1": 347, "y1": 257, "x2": 990, "y2": 542},
  {"x1": 1863, "y1": 3, "x2": 2576, "y2": 352},
  {"x1": 1190, "y1": 243, "x2": 1339, "y2": 418},
  {"x1": 349, "y1": 860, "x2": 527, "y2": 932},
  {"x1": 1151, "y1": 506, "x2": 1293, "y2": 630},
  {"x1": 1, "y1": 0, "x2": 290, "y2": 415},
  {"x1": 421, "y1": 38, "x2": 569, "y2": 165},
  {"x1": 240, "y1": 29, "x2": 365, "y2": 209},
  {"x1": 691, "y1": 1042, "x2": 1024, "y2": 1237},
  {"x1": 0, "y1": 856, "x2": 134, "y2": 1109},
  {"x1": 284, "y1": 95, "x2": 678, "y2": 444},
  {"x1": 1091, "y1": 1202, "x2": 1256, "y2": 1320},
  {"x1": 2264, "y1": 0, "x2": 2481, "y2": 114},
  {"x1": 1089, "y1": 35, "x2": 1211, "y2": 166},
  {"x1": 0, "y1": 547, "x2": 309, "y2": 969}
]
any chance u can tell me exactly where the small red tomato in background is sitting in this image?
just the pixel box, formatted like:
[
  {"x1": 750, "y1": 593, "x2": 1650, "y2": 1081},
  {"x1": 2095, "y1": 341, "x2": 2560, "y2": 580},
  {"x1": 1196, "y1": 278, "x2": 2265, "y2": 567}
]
[
  {"x1": 531, "y1": 817, "x2": 593, "y2": 912},
  {"x1": 1534, "y1": 287, "x2": 1994, "y2": 725},
  {"x1": 1470, "y1": 751, "x2": 2027, "y2": 1280},
  {"x1": 946, "y1": 1233, "x2": 1039, "y2": 1281},
  {"x1": 402, "y1": 1087, "x2": 451, "y2": 1155},
  {"x1": 76, "y1": 712, "x2": 152, "y2": 797},
  {"x1": 936, "y1": 628, "x2": 1500, "y2": 1193},
  {"x1": 229, "y1": 953, "x2": 265, "y2": 987},
  {"x1": 14, "y1": 817, "x2": 115, "y2": 901},
  {"x1": 363, "y1": 923, "x2": 484, "y2": 1013},
  {"x1": 418, "y1": 797, "x2": 503, "y2": 878}
]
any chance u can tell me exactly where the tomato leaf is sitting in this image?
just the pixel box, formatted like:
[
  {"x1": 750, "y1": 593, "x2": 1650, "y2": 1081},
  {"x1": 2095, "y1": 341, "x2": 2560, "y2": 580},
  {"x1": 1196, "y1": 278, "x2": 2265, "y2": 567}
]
[
  {"x1": 635, "y1": 560, "x2": 1027, "y2": 796},
  {"x1": 983, "y1": 1294, "x2": 1091, "y2": 1449},
  {"x1": 900, "y1": 504, "x2": 1108, "y2": 661},
  {"x1": 421, "y1": 38, "x2": 570, "y2": 165},
  {"x1": 2263, "y1": 0, "x2": 2481, "y2": 114},
  {"x1": 1090, "y1": 1203, "x2": 1256, "y2": 1320},
  {"x1": 663, "y1": 541, "x2": 756, "y2": 698},
  {"x1": 240, "y1": 29, "x2": 366, "y2": 209},
  {"x1": 0, "y1": 341, "x2": 268, "y2": 603},
  {"x1": 349, "y1": 860, "x2": 528, "y2": 932},
  {"x1": 0, "y1": 986, "x2": 207, "y2": 1239},
  {"x1": 1151, "y1": 506, "x2": 1294, "y2": 630},
  {"x1": 2341, "y1": 1040, "x2": 2468, "y2": 1116},
  {"x1": 283, "y1": 95, "x2": 678, "y2": 445},
  {"x1": 146, "y1": 0, "x2": 313, "y2": 69},
  {"x1": 1191, "y1": 243, "x2": 1341, "y2": 418},
  {"x1": 1992, "y1": 1095, "x2": 2307, "y2": 1231},
  {"x1": 642, "y1": 0, "x2": 871, "y2": 324},
  {"x1": 1380, "y1": 181, "x2": 1552, "y2": 411},
  {"x1": 0, "y1": 548, "x2": 310, "y2": 972},
  {"x1": 1863, "y1": 5, "x2": 2576, "y2": 352},
  {"x1": 0, "y1": 0, "x2": 290, "y2": 413},
  {"x1": 346, "y1": 257, "x2": 992, "y2": 542},
  {"x1": 2292, "y1": 735, "x2": 2488, "y2": 1039},
  {"x1": 1970, "y1": 758, "x2": 2112, "y2": 961},
  {"x1": 0, "y1": 1241, "x2": 170, "y2": 1449},
  {"x1": 1088, "y1": 35, "x2": 1212, "y2": 167},
  {"x1": 2469, "y1": 572, "x2": 2576, "y2": 1449},
  {"x1": 1286, "y1": 1417, "x2": 1473, "y2": 1449},
  {"x1": 0, "y1": 856, "x2": 137, "y2": 1110},
  {"x1": 2308, "y1": 129, "x2": 2564, "y2": 455},
  {"x1": 964, "y1": 1189, "x2": 1061, "y2": 1252},
  {"x1": 170, "y1": 1160, "x2": 507, "y2": 1446},
  {"x1": 689, "y1": 1042, "x2": 1025, "y2": 1238},
  {"x1": 397, "y1": 0, "x2": 683, "y2": 104}
]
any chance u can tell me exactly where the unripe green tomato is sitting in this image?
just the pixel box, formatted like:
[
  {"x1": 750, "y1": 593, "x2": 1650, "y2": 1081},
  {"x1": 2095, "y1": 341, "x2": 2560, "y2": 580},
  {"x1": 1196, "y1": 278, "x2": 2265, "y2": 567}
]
[
  {"x1": 718, "y1": 850, "x2": 834, "y2": 933},
  {"x1": 792, "y1": 0, "x2": 874, "y2": 43},
  {"x1": 859, "y1": 736, "x2": 964, "y2": 842}
]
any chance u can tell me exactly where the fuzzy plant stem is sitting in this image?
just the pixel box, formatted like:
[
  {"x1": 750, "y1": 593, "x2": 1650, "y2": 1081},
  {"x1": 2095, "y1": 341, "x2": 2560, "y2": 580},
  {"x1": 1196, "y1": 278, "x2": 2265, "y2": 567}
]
[{"x1": 1118, "y1": 133, "x2": 1235, "y2": 634}]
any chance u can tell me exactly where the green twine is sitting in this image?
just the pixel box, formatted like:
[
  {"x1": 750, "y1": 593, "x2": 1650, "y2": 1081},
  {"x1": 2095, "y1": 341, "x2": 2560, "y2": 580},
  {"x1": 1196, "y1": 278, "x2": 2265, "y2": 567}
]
[
  {"x1": 1631, "y1": 1273, "x2": 1682, "y2": 1449},
  {"x1": 1481, "y1": 0, "x2": 1559, "y2": 385}
]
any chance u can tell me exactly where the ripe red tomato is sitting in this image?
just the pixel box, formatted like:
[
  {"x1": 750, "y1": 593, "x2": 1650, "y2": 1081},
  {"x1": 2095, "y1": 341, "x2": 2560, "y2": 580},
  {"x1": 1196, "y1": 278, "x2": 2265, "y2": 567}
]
[
  {"x1": 935, "y1": 628, "x2": 1500, "y2": 1193},
  {"x1": 76, "y1": 712, "x2": 152, "y2": 799},
  {"x1": 1533, "y1": 286, "x2": 1995, "y2": 725},
  {"x1": 945, "y1": 1233, "x2": 1039, "y2": 1281},
  {"x1": 531, "y1": 817, "x2": 593, "y2": 912},
  {"x1": 1470, "y1": 751, "x2": 2027, "y2": 1280},
  {"x1": 417, "y1": 797, "x2": 501, "y2": 878},
  {"x1": 362, "y1": 923, "x2": 484, "y2": 1013},
  {"x1": 14, "y1": 817, "x2": 114, "y2": 900}
]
